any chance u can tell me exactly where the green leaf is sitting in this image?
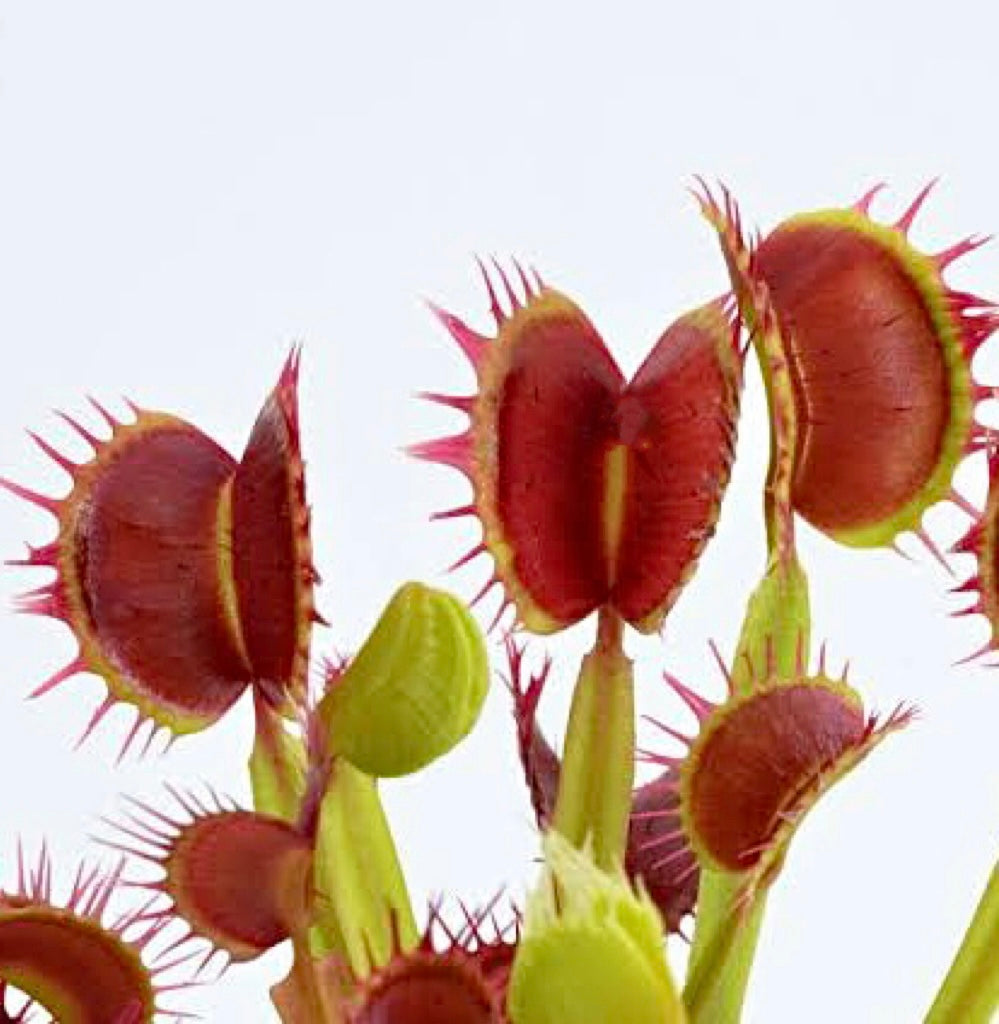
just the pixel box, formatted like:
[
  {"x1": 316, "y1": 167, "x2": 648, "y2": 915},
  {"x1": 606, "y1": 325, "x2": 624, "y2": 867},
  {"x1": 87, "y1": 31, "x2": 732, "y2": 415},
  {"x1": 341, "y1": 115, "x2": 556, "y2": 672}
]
[{"x1": 926, "y1": 859, "x2": 999, "y2": 1023}]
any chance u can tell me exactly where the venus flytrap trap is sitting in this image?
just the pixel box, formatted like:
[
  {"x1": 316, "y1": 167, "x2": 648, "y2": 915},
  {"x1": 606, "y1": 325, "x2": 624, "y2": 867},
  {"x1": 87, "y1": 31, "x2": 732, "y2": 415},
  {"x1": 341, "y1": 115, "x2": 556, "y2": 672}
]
[
  {"x1": 2, "y1": 182, "x2": 999, "y2": 1023},
  {"x1": 507, "y1": 833, "x2": 684, "y2": 1024}
]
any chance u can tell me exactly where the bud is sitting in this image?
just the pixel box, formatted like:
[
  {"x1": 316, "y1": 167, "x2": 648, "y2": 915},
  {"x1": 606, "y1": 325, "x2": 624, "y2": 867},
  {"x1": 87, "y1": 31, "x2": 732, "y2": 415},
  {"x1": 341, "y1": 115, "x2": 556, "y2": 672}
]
[
  {"x1": 508, "y1": 833, "x2": 684, "y2": 1024},
  {"x1": 319, "y1": 583, "x2": 489, "y2": 777}
]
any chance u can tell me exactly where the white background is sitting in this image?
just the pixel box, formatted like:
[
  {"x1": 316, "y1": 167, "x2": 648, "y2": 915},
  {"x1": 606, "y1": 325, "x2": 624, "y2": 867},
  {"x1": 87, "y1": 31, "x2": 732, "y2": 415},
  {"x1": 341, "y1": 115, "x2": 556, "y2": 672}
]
[{"x1": 2, "y1": 3, "x2": 999, "y2": 1021}]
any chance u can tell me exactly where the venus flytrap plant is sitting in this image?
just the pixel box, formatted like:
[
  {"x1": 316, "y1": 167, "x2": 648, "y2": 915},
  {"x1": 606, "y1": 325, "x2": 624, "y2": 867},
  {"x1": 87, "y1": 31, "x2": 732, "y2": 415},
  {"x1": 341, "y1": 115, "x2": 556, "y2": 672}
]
[{"x1": 3, "y1": 179, "x2": 999, "y2": 1022}]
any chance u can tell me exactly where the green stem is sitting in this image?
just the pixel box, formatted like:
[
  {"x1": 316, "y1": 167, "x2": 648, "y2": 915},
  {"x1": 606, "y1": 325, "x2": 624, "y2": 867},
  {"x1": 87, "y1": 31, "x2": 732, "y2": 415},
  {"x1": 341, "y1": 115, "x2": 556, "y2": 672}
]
[
  {"x1": 312, "y1": 758, "x2": 418, "y2": 974},
  {"x1": 551, "y1": 608, "x2": 635, "y2": 868},
  {"x1": 926, "y1": 860, "x2": 999, "y2": 1023},
  {"x1": 248, "y1": 697, "x2": 416, "y2": 974},
  {"x1": 291, "y1": 930, "x2": 344, "y2": 1024},
  {"x1": 683, "y1": 873, "x2": 767, "y2": 1024},
  {"x1": 249, "y1": 694, "x2": 307, "y2": 819}
]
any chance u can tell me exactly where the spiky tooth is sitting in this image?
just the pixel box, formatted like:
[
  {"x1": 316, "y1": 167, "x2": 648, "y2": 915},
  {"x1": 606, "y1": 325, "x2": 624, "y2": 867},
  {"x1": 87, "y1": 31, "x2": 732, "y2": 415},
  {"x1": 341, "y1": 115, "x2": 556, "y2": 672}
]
[
  {"x1": 116, "y1": 711, "x2": 151, "y2": 764},
  {"x1": 87, "y1": 396, "x2": 122, "y2": 431},
  {"x1": 7, "y1": 540, "x2": 59, "y2": 568},
  {"x1": 951, "y1": 574, "x2": 982, "y2": 594},
  {"x1": 55, "y1": 409, "x2": 104, "y2": 450},
  {"x1": 894, "y1": 178, "x2": 937, "y2": 234},
  {"x1": 448, "y1": 543, "x2": 486, "y2": 572},
  {"x1": 962, "y1": 312, "x2": 999, "y2": 355},
  {"x1": 0, "y1": 477, "x2": 60, "y2": 515},
  {"x1": 15, "y1": 593, "x2": 61, "y2": 614},
  {"x1": 935, "y1": 234, "x2": 991, "y2": 270},
  {"x1": 468, "y1": 573, "x2": 500, "y2": 609},
  {"x1": 418, "y1": 391, "x2": 476, "y2": 415},
  {"x1": 950, "y1": 488, "x2": 981, "y2": 519},
  {"x1": 487, "y1": 594, "x2": 515, "y2": 635},
  {"x1": 476, "y1": 255, "x2": 507, "y2": 326},
  {"x1": 15, "y1": 590, "x2": 63, "y2": 619},
  {"x1": 642, "y1": 714, "x2": 693, "y2": 749},
  {"x1": 28, "y1": 657, "x2": 84, "y2": 698},
  {"x1": 663, "y1": 672, "x2": 715, "y2": 722},
  {"x1": 648, "y1": 844, "x2": 696, "y2": 874},
  {"x1": 954, "y1": 640, "x2": 998, "y2": 667},
  {"x1": 407, "y1": 432, "x2": 474, "y2": 475},
  {"x1": 426, "y1": 300, "x2": 490, "y2": 370},
  {"x1": 431, "y1": 503, "x2": 477, "y2": 522},
  {"x1": 913, "y1": 526, "x2": 954, "y2": 575},
  {"x1": 639, "y1": 828, "x2": 687, "y2": 853},
  {"x1": 490, "y1": 256, "x2": 522, "y2": 312},
  {"x1": 708, "y1": 639, "x2": 735, "y2": 694},
  {"x1": 76, "y1": 694, "x2": 118, "y2": 749},
  {"x1": 27, "y1": 430, "x2": 78, "y2": 475},
  {"x1": 853, "y1": 182, "x2": 886, "y2": 214},
  {"x1": 512, "y1": 258, "x2": 536, "y2": 300}
]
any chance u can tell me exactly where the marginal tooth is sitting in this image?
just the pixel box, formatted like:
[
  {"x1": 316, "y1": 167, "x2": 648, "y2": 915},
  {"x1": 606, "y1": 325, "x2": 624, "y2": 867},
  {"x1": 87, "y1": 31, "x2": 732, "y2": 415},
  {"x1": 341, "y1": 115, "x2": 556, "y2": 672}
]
[
  {"x1": 894, "y1": 179, "x2": 938, "y2": 235},
  {"x1": 425, "y1": 300, "x2": 489, "y2": 369},
  {"x1": 87, "y1": 396, "x2": 122, "y2": 431},
  {"x1": 29, "y1": 657, "x2": 85, "y2": 699},
  {"x1": 27, "y1": 430, "x2": 78, "y2": 475},
  {"x1": 55, "y1": 410, "x2": 104, "y2": 450},
  {"x1": 406, "y1": 432, "x2": 474, "y2": 475},
  {"x1": 0, "y1": 477, "x2": 60, "y2": 515},
  {"x1": 853, "y1": 182, "x2": 887, "y2": 214},
  {"x1": 418, "y1": 391, "x2": 475, "y2": 415},
  {"x1": 475, "y1": 255, "x2": 506, "y2": 326},
  {"x1": 490, "y1": 256, "x2": 522, "y2": 312}
]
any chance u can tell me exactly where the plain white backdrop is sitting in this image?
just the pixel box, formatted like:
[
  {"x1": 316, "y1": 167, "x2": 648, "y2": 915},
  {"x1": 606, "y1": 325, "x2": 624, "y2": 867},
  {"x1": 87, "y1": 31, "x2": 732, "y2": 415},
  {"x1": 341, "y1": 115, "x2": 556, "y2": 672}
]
[{"x1": 2, "y1": 3, "x2": 999, "y2": 1021}]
